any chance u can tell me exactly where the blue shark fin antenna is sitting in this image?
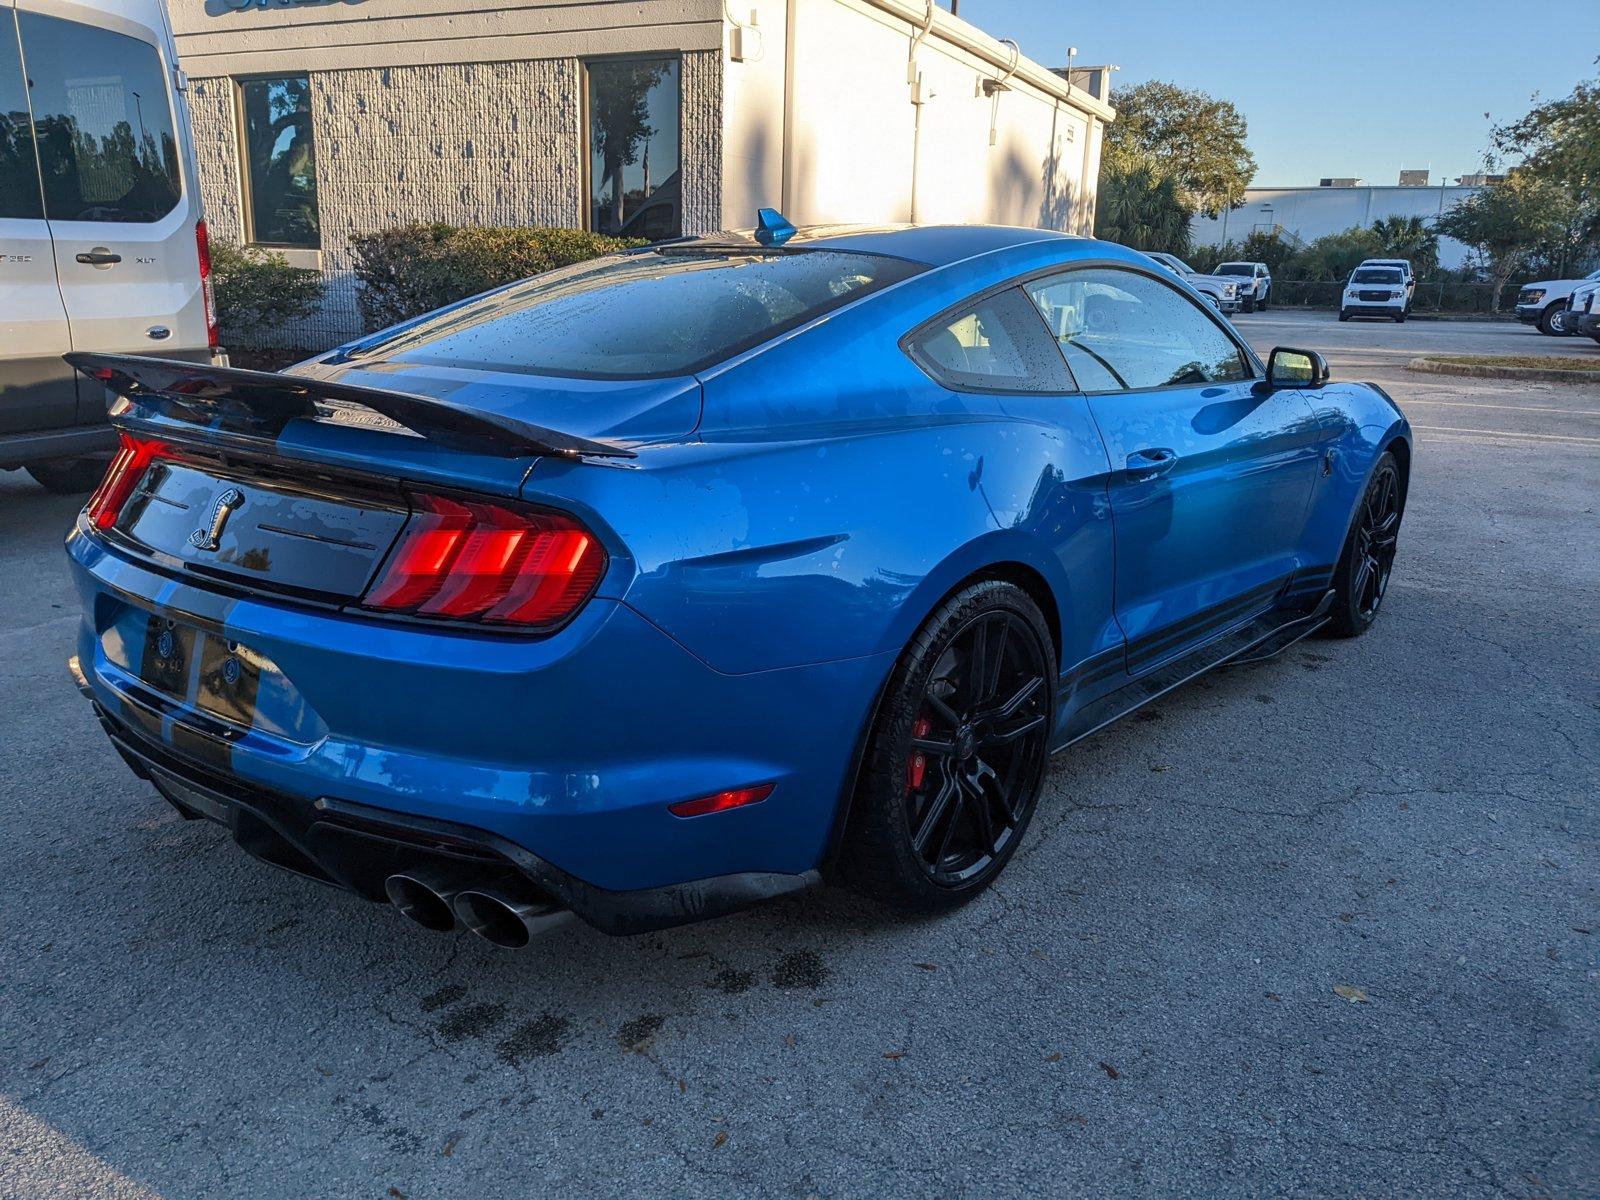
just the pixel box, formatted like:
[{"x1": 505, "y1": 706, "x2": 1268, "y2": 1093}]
[{"x1": 754, "y1": 207, "x2": 797, "y2": 247}]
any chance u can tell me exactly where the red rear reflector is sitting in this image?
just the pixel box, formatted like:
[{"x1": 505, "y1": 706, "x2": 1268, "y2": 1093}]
[
  {"x1": 86, "y1": 433, "x2": 167, "y2": 530},
  {"x1": 668, "y1": 784, "x2": 774, "y2": 819},
  {"x1": 362, "y1": 493, "x2": 606, "y2": 628}
]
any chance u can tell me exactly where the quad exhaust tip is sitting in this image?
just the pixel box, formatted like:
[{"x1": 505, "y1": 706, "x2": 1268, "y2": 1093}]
[{"x1": 384, "y1": 870, "x2": 569, "y2": 947}]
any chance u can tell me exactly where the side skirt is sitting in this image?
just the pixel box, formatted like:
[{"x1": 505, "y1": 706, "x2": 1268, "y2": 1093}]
[{"x1": 1052, "y1": 589, "x2": 1335, "y2": 751}]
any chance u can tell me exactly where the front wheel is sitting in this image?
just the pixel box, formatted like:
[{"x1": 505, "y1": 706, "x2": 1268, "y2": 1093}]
[
  {"x1": 1243, "y1": 297, "x2": 1257, "y2": 314},
  {"x1": 1539, "y1": 305, "x2": 1569, "y2": 336},
  {"x1": 1326, "y1": 452, "x2": 1404, "y2": 637},
  {"x1": 838, "y1": 580, "x2": 1056, "y2": 912},
  {"x1": 1338, "y1": 310, "x2": 1350, "y2": 322},
  {"x1": 1395, "y1": 312, "x2": 1406, "y2": 323}
]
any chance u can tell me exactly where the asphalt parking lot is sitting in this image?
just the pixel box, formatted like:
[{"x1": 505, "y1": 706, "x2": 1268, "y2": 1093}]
[{"x1": 2, "y1": 311, "x2": 1595, "y2": 1199}]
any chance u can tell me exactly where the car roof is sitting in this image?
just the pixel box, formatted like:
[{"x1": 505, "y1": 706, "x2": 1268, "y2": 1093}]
[{"x1": 670, "y1": 223, "x2": 1085, "y2": 267}]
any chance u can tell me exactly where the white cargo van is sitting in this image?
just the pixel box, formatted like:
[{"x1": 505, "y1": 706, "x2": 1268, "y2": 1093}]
[{"x1": 1, "y1": 0, "x2": 219, "y2": 493}]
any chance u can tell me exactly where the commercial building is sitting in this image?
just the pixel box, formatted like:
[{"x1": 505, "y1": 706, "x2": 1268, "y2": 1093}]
[
  {"x1": 163, "y1": 0, "x2": 1114, "y2": 347},
  {"x1": 1190, "y1": 183, "x2": 1484, "y2": 270}
]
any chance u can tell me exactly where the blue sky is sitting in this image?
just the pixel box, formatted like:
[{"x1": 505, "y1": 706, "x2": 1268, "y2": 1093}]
[{"x1": 960, "y1": 0, "x2": 1600, "y2": 186}]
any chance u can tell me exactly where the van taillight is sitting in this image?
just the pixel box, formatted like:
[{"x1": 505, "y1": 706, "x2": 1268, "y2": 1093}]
[
  {"x1": 86, "y1": 434, "x2": 168, "y2": 530},
  {"x1": 196, "y1": 219, "x2": 219, "y2": 349},
  {"x1": 362, "y1": 494, "x2": 606, "y2": 629}
]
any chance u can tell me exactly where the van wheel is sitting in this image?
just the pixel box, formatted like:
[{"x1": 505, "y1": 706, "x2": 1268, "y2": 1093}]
[
  {"x1": 1538, "y1": 305, "x2": 1569, "y2": 336},
  {"x1": 26, "y1": 457, "x2": 109, "y2": 494},
  {"x1": 838, "y1": 581, "x2": 1056, "y2": 912},
  {"x1": 1338, "y1": 310, "x2": 1350, "y2": 322}
]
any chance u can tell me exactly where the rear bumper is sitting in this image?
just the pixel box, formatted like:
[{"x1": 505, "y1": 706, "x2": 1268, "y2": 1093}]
[
  {"x1": 67, "y1": 528, "x2": 892, "y2": 915},
  {"x1": 81, "y1": 688, "x2": 817, "y2": 934}
]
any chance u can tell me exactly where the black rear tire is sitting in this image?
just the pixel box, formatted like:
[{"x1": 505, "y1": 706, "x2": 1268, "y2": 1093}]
[
  {"x1": 1326, "y1": 452, "x2": 1403, "y2": 637},
  {"x1": 838, "y1": 580, "x2": 1056, "y2": 913},
  {"x1": 26, "y1": 457, "x2": 109, "y2": 494},
  {"x1": 1338, "y1": 310, "x2": 1350, "y2": 322}
]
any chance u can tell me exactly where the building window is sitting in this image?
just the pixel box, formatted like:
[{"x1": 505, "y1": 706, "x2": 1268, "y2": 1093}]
[
  {"x1": 586, "y1": 56, "x2": 680, "y2": 241},
  {"x1": 15, "y1": 10, "x2": 181, "y2": 223},
  {"x1": 238, "y1": 75, "x2": 318, "y2": 248}
]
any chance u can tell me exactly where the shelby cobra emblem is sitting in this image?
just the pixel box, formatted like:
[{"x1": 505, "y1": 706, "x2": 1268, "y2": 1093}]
[{"x1": 189, "y1": 487, "x2": 245, "y2": 551}]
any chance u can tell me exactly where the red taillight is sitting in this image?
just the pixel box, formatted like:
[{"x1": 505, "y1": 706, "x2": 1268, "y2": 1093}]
[
  {"x1": 196, "y1": 219, "x2": 219, "y2": 349},
  {"x1": 363, "y1": 493, "x2": 606, "y2": 628},
  {"x1": 86, "y1": 433, "x2": 167, "y2": 530},
  {"x1": 668, "y1": 784, "x2": 774, "y2": 819}
]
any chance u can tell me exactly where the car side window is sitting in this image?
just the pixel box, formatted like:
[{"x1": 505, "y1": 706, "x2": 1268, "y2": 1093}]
[
  {"x1": 907, "y1": 286, "x2": 1074, "y2": 393},
  {"x1": 1024, "y1": 267, "x2": 1253, "y2": 392}
]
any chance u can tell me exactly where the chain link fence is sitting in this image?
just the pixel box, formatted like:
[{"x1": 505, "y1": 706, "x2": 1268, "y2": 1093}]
[{"x1": 1268, "y1": 280, "x2": 1506, "y2": 315}]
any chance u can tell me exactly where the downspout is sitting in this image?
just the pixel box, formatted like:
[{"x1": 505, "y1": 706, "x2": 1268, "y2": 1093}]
[
  {"x1": 781, "y1": 0, "x2": 797, "y2": 214},
  {"x1": 907, "y1": 0, "x2": 934, "y2": 224}
]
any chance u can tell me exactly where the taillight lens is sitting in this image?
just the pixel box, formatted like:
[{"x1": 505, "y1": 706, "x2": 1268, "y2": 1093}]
[
  {"x1": 363, "y1": 493, "x2": 606, "y2": 628},
  {"x1": 86, "y1": 433, "x2": 168, "y2": 530},
  {"x1": 196, "y1": 219, "x2": 219, "y2": 349}
]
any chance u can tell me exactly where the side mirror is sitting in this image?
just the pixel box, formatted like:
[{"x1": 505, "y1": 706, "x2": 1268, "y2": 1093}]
[{"x1": 1267, "y1": 347, "x2": 1330, "y2": 389}]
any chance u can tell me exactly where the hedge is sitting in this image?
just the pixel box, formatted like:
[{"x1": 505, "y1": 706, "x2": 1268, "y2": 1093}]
[
  {"x1": 349, "y1": 224, "x2": 645, "y2": 331},
  {"x1": 210, "y1": 240, "x2": 323, "y2": 348}
]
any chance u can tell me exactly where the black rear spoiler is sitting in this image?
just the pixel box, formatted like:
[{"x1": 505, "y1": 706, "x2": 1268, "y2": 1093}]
[{"x1": 65, "y1": 352, "x2": 636, "y2": 461}]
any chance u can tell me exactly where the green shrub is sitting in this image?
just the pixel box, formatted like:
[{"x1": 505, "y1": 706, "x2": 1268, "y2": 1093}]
[
  {"x1": 350, "y1": 224, "x2": 645, "y2": 331},
  {"x1": 210, "y1": 240, "x2": 323, "y2": 345}
]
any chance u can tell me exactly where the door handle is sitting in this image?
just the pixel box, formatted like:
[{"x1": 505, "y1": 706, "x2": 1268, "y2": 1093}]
[
  {"x1": 75, "y1": 250, "x2": 121, "y2": 265},
  {"x1": 1125, "y1": 447, "x2": 1177, "y2": 479}
]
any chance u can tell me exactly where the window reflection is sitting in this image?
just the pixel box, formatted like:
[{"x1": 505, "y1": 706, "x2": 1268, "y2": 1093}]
[
  {"x1": 17, "y1": 11, "x2": 181, "y2": 223},
  {"x1": 587, "y1": 57, "x2": 680, "y2": 240},
  {"x1": 240, "y1": 75, "x2": 318, "y2": 248}
]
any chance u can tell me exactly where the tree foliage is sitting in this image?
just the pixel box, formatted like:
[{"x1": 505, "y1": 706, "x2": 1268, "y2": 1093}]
[
  {"x1": 1490, "y1": 61, "x2": 1600, "y2": 268},
  {"x1": 1370, "y1": 215, "x2": 1441, "y2": 277},
  {"x1": 1104, "y1": 81, "x2": 1256, "y2": 218},
  {"x1": 1435, "y1": 172, "x2": 1569, "y2": 308},
  {"x1": 1094, "y1": 150, "x2": 1193, "y2": 254}
]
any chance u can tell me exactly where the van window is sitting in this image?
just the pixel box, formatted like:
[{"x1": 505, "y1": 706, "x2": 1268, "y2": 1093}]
[
  {"x1": 238, "y1": 75, "x2": 319, "y2": 248},
  {"x1": 0, "y1": 11, "x2": 43, "y2": 219},
  {"x1": 17, "y1": 11, "x2": 181, "y2": 223}
]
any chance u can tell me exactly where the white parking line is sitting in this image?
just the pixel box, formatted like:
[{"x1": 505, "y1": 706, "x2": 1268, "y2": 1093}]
[
  {"x1": 1413, "y1": 424, "x2": 1600, "y2": 446},
  {"x1": 1403, "y1": 399, "x2": 1600, "y2": 417}
]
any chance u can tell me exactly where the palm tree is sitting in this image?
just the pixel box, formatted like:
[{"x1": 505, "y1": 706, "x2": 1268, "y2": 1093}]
[
  {"x1": 1370, "y1": 215, "x2": 1440, "y2": 277},
  {"x1": 1094, "y1": 151, "x2": 1193, "y2": 253}
]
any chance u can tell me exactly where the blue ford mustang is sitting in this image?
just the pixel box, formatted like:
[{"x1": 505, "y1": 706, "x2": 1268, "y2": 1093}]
[{"x1": 64, "y1": 219, "x2": 1410, "y2": 946}]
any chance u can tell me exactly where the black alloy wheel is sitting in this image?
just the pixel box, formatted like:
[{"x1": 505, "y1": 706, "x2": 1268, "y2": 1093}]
[
  {"x1": 1327, "y1": 452, "x2": 1403, "y2": 636},
  {"x1": 840, "y1": 581, "x2": 1055, "y2": 911}
]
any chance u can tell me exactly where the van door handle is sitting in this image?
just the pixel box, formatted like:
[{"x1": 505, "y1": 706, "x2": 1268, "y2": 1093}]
[
  {"x1": 1125, "y1": 447, "x2": 1177, "y2": 479},
  {"x1": 75, "y1": 250, "x2": 121, "y2": 265}
]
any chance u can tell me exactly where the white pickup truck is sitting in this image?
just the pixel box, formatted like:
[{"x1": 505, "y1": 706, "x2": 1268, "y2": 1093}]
[
  {"x1": 1144, "y1": 252, "x2": 1241, "y2": 314},
  {"x1": 1516, "y1": 269, "x2": 1600, "y2": 335}
]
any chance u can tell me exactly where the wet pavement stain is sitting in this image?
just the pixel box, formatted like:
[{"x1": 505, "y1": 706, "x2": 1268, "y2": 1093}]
[
  {"x1": 420, "y1": 983, "x2": 467, "y2": 1013},
  {"x1": 497, "y1": 1012, "x2": 573, "y2": 1064},
  {"x1": 714, "y1": 967, "x2": 756, "y2": 994},
  {"x1": 438, "y1": 1001, "x2": 507, "y2": 1042},
  {"x1": 771, "y1": 950, "x2": 829, "y2": 990},
  {"x1": 617, "y1": 1014, "x2": 665, "y2": 1052}
]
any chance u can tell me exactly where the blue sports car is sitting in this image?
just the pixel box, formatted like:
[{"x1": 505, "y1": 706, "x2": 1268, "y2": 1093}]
[{"x1": 64, "y1": 217, "x2": 1411, "y2": 946}]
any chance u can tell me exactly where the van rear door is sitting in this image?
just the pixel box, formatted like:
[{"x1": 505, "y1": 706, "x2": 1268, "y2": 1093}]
[
  {"x1": 0, "y1": 3, "x2": 75, "y2": 436},
  {"x1": 16, "y1": 0, "x2": 208, "y2": 425}
]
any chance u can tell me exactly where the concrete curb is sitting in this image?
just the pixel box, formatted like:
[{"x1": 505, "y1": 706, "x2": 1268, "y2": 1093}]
[{"x1": 1406, "y1": 357, "x2": 1600, "y2": 385}]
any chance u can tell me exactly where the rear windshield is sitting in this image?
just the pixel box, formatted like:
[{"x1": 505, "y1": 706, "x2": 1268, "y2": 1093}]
[
  {"x1": 1352, "y1": 268, "x2": 1403, "y2": 284},
  {"x1": 1215, "y1": 264, "x2": 1253, "y2": 276},
  {"x1": 351, "y1": 249, "x2": 925, "y2": 378}
]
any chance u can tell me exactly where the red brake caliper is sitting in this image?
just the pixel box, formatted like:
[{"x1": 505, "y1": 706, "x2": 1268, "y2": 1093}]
[{"x1": 906, "y1": 713, "x2": 932, "y2": 795}]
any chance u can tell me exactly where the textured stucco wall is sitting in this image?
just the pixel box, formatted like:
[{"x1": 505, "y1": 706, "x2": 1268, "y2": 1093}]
[{"x1": 188, "y1": 51, "x2": 723, "y2": 350}]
